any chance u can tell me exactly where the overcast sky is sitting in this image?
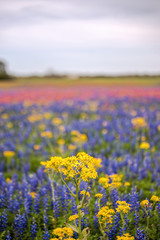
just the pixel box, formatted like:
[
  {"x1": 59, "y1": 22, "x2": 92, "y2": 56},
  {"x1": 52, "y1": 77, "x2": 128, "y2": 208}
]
[{"x1": 0, "y1": 0, "x2": 160, "y2": 75}]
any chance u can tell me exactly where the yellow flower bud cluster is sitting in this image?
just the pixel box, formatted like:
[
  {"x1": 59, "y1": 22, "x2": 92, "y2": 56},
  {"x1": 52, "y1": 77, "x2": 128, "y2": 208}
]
[
  {"x1": 70, "y1": 130, "x2": 88, "y2": 143},
  {"x1": 28, "y1": 114, "x2": 43, "y2": 122},
  {"x1": 140, "y1": 199, "x2": 149, "y2": 208},
  {"x1": 41, "y1": 152, "x2": 101, "y2": 182},
  {"x1": 69, "y1": 214, "x2": 79, "y2": 222},
  {"x1": 132, "y1": 117, "x2": 147, "y2": 128},
  {"x1": 116, "y1": 201, "x2": 131, "y2": 214},
  {"x1": 41, "y1": 131, "x2": 53, "y2": 138},
  {"x1": 80, "y1": 190, "x2": 90, "y2": 197},
  {"x1": 139, "y1": 142, "x2": 150, "y2": 150},
  {"x1": 99, "y1": 174, "x2": 123, "y2": 189},
  {"x1": 150, "y1": 195, "x2": 159, "y2": 202},
  {"x1": 3, "y1": 151, "x2": 15, "y2": 158},
  {"x1": 52, "y1": 227, "x2": 74, "y2": 239},
  {"x1": 97, "y1": 206, "x2": 115, "y2": 225},
  {"x1": 95, "y1": 193, "x2": 103, "y2": 199},
  {"x1": 117, "y1": 233, "x2": 135, "y2": 240}
]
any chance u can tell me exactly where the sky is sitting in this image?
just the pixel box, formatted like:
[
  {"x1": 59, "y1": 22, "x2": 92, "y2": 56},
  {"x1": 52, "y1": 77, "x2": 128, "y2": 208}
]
[{"x1": 0, "y1": 0, "x2": 160, "y2": 76}]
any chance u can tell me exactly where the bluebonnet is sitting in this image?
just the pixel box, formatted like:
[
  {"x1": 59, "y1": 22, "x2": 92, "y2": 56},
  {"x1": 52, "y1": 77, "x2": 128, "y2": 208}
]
[
  {"x1": 14, "y1": 213, "x2": 27, "y2": 239},
  {"x1": 0, "y1": 210, "x2": 7, "y2": 232},
  {"x1": 43, "y1": 226, "x2": 50, "y2": 240},
  {"x1": 31, "y1": 218, "x2": 37, "y2": 239}
]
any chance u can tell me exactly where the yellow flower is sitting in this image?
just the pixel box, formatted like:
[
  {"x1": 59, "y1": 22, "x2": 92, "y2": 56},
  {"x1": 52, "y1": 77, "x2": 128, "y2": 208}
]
[
  {"x1": 140, "y1": 142, "x2": 150, "y2": 150},
  {"x1": 53, "y1": 227, "x2": 73, "y2": 238},
  {"x1": 80, "y1": 190, "x2": 90, "y2": 197},
  {"x1": 30, "y1": 192, "x2": 37, "y2": 198},
  {"x1": 3, "y1": 151, "x2": 15, "y2": 158},
  {"x1": 102, "y1": 129, "x2": 108, "y2": 135},
  {"x1": 52, "y1": 118, "x2": 62, "y2": 125},
  {"x1": 68, "y1": 144, "x2": 77, "y2": 151},
  {"x1": 97, "y1": 206, "x2": 115, "y2": 225},
  {"x1": 71, "y1": 130, "x2": 80, "y2": 136},
  {"x1": 41, "y1": 131, "x2": 53, "y2": 138},
  {"x1": 41, "y1": 152, "x2": 101, "y2": 183},
  {"x1": 59, "y1": 126, "x2": 65, "y2": 132},
  {"x1": 157, "y1": 125, "x2": 160, "y2": 131},
  {"x1": 44, "y1": 112, "x2": 52, "y2": 119},
  {"x1": 7, "y1": 122, "x2": 13, "y2": 128},
  {"x1": 6, "y1": 178, "x2": 12, "y2": 183},
  {"x1": 141, "y1": 136, "x2": 146, "y2": 141},
  {"x1": 140, "y1": 199, "x2": 149, "y2": 208},
  {"x1": 117, "y1": 233, "x2": 135, "y2": 240},
  {"x1": 116, "y1": 201, "x2": 131, "y2": 214},
  {"x1": 69, "y1": 214, "x2": 79, "y2": 221},
  {"x1": 28, "y1": 114, "x2": 43, "y2": 122},
  {"x1": 99, "y1": 174, "x2": 123, "y2": 189},
  {"x1": 2, "y1": 113, "x2": 8, "y2": 119},
  {"x1": 95, "y1": 193, "x2": 103, "y2": 199},
  {"x1": 57, "y1": 139, "x2": 65, "y2": 145},
  {"x1": 80, "y1": 134, "x2": 87, "y2": 141},
  {"x1": 124, "y1": 182, "x2": 130, "y2": 187},
  {"x1": 39, "y1": 123, "x2": 46, "y2": 130},
  {"x1": 33, "y1": 145, "x2": 40, "y2": 150},
  {"x1": 132, "y1": 117, "x2": 147, "y2": 128},
  {"x1": 150, "y1": 195, "x2": 159, "y2": 202}
]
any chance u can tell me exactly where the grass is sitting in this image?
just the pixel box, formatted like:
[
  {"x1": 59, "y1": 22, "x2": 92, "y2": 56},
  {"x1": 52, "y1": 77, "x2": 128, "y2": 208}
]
[{"x1": 0, "y1": 76, "x2": 160, "y2": 88}]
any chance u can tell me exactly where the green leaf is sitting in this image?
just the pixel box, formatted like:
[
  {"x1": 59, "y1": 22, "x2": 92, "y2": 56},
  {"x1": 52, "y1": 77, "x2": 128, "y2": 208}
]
[
  {"x1": 82, "y1": 227, "x2": 90, "y2": 240},
  {"x1": 80, "y1": 210, "x2": 85, "y2": 218},
  {"x1": 66, "y1": 223, "x2": 79, "y2": 233}
]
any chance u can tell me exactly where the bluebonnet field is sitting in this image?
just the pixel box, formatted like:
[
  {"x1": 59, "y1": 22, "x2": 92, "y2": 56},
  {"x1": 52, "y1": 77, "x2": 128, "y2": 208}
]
[{"x1": 0, "y1": 95, "x2": 160, "y2": 240}]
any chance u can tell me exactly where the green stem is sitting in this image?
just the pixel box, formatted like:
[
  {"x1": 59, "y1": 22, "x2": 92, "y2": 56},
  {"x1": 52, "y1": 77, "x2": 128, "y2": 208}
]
[
  {"x1": 48, "y1": 171, "x2": 55, "y2": 202},
  {"x1": 75, "y1": 182, "x2": 82, "y2": 240},
  {"x1": 146, "y1": 212, "x2": 149, "y2": 239},
  {"x1": 46, "y1": 138, "x2": 54, "y2": 154},
  {"x1": 121, "y1": 214, "x2": 125, "y2": 235},
  {"x1": 80, "y1": 183, "x2": 89, "y2": 209},
  {"x1": 59, "y1": 172, "x2": 76, "y2": 198}
]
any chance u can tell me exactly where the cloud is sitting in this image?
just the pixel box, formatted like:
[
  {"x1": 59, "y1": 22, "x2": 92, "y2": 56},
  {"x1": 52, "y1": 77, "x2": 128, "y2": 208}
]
[
  {"x1": 1, "y1": 0, "x2": 160, "y2": 27},
  {"x1": 0, "y1": 0, "x2": 160, "y2": 74}
]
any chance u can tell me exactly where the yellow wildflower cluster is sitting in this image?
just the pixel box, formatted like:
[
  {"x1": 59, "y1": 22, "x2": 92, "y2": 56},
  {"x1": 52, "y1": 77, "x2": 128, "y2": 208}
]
[
  {"x1": 150, "y1": 195, "x2": 159, "y2": 202},
  {"x1": 116, "y1": 201, "x2": 131, "y2": 214},
  {"x1": 140, "y1": 142, "x2": 150, "y2": 150},
  {"x1": 52, "y1": 117, "x2": 62, "y2": 125},
  {"x1": 132, "y1": 117, "x2": 147, "y2": 128},
  {"x1": 41, "y1": 131, "x2": 53, "y2": 138},
  {"x1": 3, "y1": 151, "x2": 15, "y2": 158},
  {"x1": 117, "y1": 233, "x2": 135, "y2": 240},
  {"x1": 95, "y1": 193, "x2": 103, "y2": 199},
  {"x1": 44, "y1": 112, "x2": 52, "y2": 119},
  {"x1": 140, "y1": 200, "x2": 149, "y2": 208},
  {"x1": 28, "y1": 114, "x2": 43, "y2": 122},
  {"x1": 69, "y1": 214, "x2": 79, "y2": 221},
  {"x1": 41, "y1": 152, "x2": 101, "y2": 182},
  {"x1": 1, "y1": 113, "x2": 8, "y2": 119},
  {"x1": 99, "y1": 174, "x2": 123, "y2": 189},
  {"x1": 6, "y1": 178, "x2": 12, "y2": 183},
  {"x1": 7, "y1": 122, "x2": 13, "y2": 128},
  {"x1": 80, "y1": 190, "x2": 90, "y2": 197},
  {"x1": 52, "y1": 227, "x2": 74, "y2": 239},
  {"x1": 33, "y1": 145, "x2": 40, "y2": 150},
  {"x1": 30, "y1": 192, "x2": 37, "y2": 198},
  {"x1": 57, "y1": 139, "x2": 65, "y2": 145},
  {"x1": 97, "y1": 206, "x2": 115, "y2": 225},
  {"x1": 124, "y1": 182, "x2": 130, "y2": 187},
  {"x1": 70, "y1": 130, "x2": 87, "y2": 143}
]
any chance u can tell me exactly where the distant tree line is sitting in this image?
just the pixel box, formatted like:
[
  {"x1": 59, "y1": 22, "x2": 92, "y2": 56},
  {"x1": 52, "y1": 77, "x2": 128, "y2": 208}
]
[{"x1": 0, "y1": 61, "x2": 12, "y2": 80}]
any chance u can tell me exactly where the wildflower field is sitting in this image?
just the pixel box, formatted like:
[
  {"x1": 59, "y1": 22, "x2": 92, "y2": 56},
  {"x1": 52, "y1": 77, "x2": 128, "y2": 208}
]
[{"x1": 0, "y1": 81, "x2": 160, "y2": 240}]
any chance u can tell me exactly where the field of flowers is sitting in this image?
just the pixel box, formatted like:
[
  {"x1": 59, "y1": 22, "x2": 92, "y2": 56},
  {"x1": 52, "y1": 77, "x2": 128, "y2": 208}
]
[{"x1": 0, "y1": 86, "x2": 160, "y2": 240}]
